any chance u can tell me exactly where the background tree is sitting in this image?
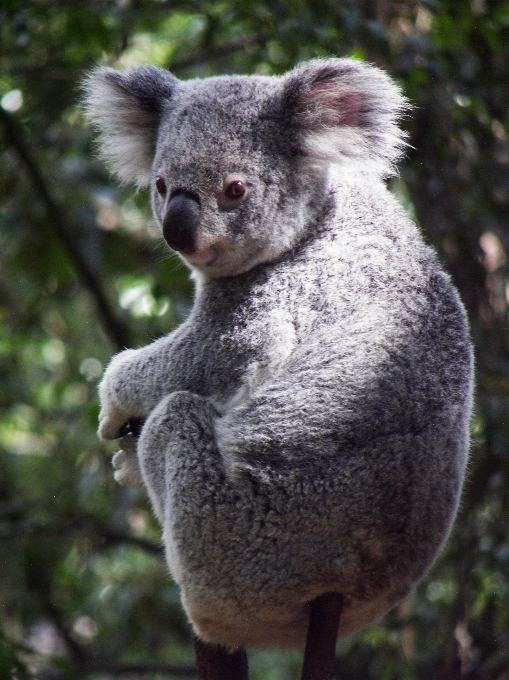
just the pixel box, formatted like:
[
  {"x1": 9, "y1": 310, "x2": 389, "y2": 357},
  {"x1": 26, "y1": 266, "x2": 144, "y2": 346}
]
[{"x1": 1, "y1": 1, "x2": 508, "y2": 678}]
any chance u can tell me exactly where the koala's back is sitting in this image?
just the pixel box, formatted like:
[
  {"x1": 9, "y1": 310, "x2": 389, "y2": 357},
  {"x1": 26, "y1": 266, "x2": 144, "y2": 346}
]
[{"x1": 163, "y1": 174, "x2": 472, "y2": 647}]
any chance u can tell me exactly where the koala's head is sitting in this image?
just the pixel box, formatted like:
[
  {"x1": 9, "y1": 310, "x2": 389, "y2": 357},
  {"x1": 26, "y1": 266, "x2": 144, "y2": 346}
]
[{"x1": 83, "y1": 59, "x2": 407, "y2": 278}]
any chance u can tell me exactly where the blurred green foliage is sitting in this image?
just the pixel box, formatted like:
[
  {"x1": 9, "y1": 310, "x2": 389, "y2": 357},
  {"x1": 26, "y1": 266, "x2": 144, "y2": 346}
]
[{"x1": 1, "y1": 0, "x2": 509, "y2": 678}]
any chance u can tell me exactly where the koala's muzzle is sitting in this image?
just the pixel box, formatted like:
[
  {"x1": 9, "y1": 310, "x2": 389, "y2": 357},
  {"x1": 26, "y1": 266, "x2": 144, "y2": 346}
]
[{"x1": 162, "y1": 191, "x2": 201, "y2": 254}]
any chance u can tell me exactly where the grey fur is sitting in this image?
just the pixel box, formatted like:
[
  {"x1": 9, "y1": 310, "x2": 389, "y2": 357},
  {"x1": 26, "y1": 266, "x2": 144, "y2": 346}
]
[{"x1": 84, "y1": 58, "x2": 473, "y2": 648}]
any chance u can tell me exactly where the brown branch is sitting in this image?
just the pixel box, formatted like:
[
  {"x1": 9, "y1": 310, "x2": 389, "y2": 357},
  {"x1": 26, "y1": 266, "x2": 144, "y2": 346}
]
[
  {"x1": 0, "y1": 106, "x2": 131, "y2": 351},
  {"x1": 301, "y1": 593, "x2": 343, "y2": 680},
  {"x1": 194, "y1": 636, "x2": 248, "y2": 680}
]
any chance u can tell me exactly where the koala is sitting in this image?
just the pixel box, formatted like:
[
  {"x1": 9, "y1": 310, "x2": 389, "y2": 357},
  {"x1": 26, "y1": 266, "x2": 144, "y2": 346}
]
[{"x1": 83, "y1": 58, "x2": 473, "y2": 649}]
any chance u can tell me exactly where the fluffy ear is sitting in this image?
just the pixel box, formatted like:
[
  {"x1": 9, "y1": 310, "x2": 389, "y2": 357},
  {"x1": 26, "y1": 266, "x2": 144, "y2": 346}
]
[
  {"x1": 282, "y1": 58, "x2": 410, "y2": 177},
  {"x1": 82, "y1": 65, "x2": 177, "y2": 186}
]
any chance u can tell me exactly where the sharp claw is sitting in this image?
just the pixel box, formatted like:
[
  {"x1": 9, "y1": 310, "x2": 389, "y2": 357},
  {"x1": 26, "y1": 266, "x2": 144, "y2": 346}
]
[
  {"x1": 130, "y1": 417, "x2": 145, "y2": 437},
  {"x1": 118, "y1": 418, "x2": 146, "y2": 438},
  {"x1": 119, "y1": 421, "x2": 131, "y2": 437}
]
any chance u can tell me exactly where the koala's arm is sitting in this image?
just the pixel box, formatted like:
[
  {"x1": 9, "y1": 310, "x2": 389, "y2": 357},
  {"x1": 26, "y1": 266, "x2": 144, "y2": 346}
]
[{"x1": 98, "y1": 330, "x2": 186, "y2": 440}]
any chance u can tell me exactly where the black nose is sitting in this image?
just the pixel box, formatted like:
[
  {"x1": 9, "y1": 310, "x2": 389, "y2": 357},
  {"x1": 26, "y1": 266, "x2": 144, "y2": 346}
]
[{"x1": 162, "y1": 191, "x2": 201, "y2": 253}]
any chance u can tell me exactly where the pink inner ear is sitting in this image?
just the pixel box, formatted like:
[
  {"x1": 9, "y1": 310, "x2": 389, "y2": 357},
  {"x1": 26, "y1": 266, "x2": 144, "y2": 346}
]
[{"x1": 297, "y1": 82, "x2": 361, "y2": 128}]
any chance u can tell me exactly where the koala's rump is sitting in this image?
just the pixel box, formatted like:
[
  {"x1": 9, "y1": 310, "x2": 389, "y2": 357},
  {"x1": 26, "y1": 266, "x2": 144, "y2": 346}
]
[{"x1": 166, "y1": 400, "x2": 469, "y2": 647}]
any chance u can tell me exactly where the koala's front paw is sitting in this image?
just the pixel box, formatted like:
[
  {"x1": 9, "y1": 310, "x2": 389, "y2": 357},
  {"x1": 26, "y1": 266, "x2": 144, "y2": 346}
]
[
  {"x1": 98, "y1": 407, "x2": 132, "y2": 440},
  {"x1": 112, "y1": 435, "x2": 145, "y2": 489},
  {"x1": 98, "y1": 348, "x2": 145, "y2": 440}
]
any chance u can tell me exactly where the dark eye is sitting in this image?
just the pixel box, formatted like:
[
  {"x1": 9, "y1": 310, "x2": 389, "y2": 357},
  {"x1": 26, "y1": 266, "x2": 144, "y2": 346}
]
[
  {"x1": 155, "y1": 175, "x2": 167, "y2": 197},
  {"x1": 224, "y1": 180, "x2": 246, "y2": 200},
  {"x1": 218, "y1": 176, "x2": 250, "y2": 210}
]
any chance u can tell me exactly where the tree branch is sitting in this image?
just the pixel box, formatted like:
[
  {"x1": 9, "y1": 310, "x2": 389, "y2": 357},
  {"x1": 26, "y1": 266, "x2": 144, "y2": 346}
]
[
  {"x1": 40, "y1": 661, "x2": 196, "y2": 679},
  {"x1": 301, "y1": 593, "x2": 343, "y2": 680},
  {"x1": 0, "y1": 515, "x2": 164, "y2": 558},
  {"x1": 82, "y1": 514, "x2": 164, "y2": 557},
  {"x1": 194, "y1": 636, "x2": 248, "y2": 680},
  {"x1": 0, "y1": 106, "x2": 131, "y2": 351},
  {"x1": 169, "y1": 33, "x2": 263, "y2": 72}
]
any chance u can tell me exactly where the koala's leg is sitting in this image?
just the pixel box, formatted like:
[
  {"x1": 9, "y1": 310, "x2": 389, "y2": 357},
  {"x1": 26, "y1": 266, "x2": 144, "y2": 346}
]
[
  {"x1": 137, "y1": 390, "x2": 346, "y2": 657},
  {"x1": 136, "y1": 390, "x2": 269, "y2": 640},
  {"x1": 135, "y1": 391, "x2": 222, "y2": 525}
]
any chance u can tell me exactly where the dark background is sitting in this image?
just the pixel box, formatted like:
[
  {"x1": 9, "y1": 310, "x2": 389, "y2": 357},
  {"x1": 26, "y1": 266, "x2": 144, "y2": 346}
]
[{"x1": 1, "y1": 1, "x2": 508, "y2": 678}]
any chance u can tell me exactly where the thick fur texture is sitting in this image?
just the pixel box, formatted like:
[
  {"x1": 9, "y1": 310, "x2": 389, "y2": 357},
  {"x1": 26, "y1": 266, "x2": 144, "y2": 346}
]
[{"x1": 84, "y1": 59, "x2": 473, "y2": 648}]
